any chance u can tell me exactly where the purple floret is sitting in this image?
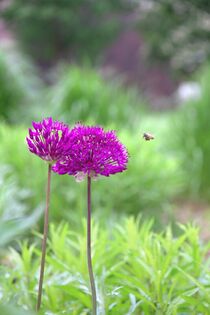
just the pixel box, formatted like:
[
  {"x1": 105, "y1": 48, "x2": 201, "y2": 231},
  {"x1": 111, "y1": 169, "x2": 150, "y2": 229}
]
[
  {"x1": 53, "y1": 124, "x2": 128, "y2": 179},
  {"x1": 26, "y1": 117, "x2": 71, "y2": 164}
]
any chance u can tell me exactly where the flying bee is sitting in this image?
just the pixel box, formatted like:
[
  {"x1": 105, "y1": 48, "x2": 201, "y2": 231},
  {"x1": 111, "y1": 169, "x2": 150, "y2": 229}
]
[{"x1": 143, "y1": 132, "x2": 154, "y2": 141}]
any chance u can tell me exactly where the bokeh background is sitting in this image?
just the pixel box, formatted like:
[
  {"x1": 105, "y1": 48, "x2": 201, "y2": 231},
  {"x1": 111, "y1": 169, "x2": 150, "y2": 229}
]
[{"x1": 0, "y1": 0, "x2": 210, "y2": 237}]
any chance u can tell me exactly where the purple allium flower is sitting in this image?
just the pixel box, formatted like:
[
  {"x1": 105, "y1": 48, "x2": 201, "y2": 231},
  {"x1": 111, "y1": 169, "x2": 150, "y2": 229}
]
[
  {"x1": 26, "y1": 117, "x2": 71, "y2": 164},
  {"x1": 53, "y1": 124, "x2": 128, "y2": 179}
]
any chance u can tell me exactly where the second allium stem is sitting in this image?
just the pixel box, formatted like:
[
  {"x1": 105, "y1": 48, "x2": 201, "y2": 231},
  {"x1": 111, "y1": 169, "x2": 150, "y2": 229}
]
[{"x1": 87, "y1": 176, "x2": 97, "y2": 315}]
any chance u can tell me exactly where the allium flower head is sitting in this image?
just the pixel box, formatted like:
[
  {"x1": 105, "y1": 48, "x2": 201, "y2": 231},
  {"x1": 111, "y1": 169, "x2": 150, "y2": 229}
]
[
  {"x1": 53, "y1": 124, "x2": 128, "y2": 180},
  {"x1": 26, "y1": 117, "x2": 71, "y2": 164}
]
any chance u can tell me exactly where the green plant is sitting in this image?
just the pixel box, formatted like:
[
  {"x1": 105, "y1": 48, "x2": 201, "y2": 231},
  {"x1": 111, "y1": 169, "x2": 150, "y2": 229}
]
[
  {"x1": 49, "y1": 66, "x2": 144, "y2": 129},
  {"x1": 1, "y1": 218, "x2": 210, "y2": 314},
  {"x1": 172, "y1": 64, "x2": 210, "y2": 200}
]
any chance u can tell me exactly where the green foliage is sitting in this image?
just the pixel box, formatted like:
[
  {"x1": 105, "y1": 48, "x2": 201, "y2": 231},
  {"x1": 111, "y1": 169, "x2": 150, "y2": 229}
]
[
  {"x1": 0, "y1": 208, "x2": 41, "y2": 248},
  {"x1": 0, "y1": 166, "x2": 42, "y2": 248},
  {"x1": 0, "y1": 51, "x2": 23, "y2": 121},
  {"x1": 181, "y1": 0, "x2": 210, "y2": 12},
  {"x1": 49, "y1": 66, "x2": 144, "y2": 128},
  {"x1": 0, "y1": 48, "x2": 43, "y2": 123},
  {"x1": 1, "y1": 0, "x2": 135, "y2": 64},
  {"x1": 0, "y1": 305, "x2": 35, "y2": 315},
  {"x1": 0, "y1": 198, "x2": 39, "y2": 315},
  {"x1": 139, "y1": 1, "x2": 210, "y2": 74},
  {"x1": 1, "y1": 218, "x2": 210, "y2": 314},
  {"x1": 172, "y1": 65, "x2": 210, "y2": 200},
  {"x1": 0, "y1": 119, "x2": 180, "y2": 228},
  {"x1": 0, "y1": 52, "x2": 143, "y2": 126},
  {"x1": 0, "y1": 165, "x2": 30, "y2": 219}
]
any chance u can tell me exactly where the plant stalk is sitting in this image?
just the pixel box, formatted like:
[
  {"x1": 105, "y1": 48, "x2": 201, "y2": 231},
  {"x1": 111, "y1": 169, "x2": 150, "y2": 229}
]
[
  {"x1": 87, "y1": 176, "x2": 97, "y2": 315},
  {"x1": 36, "y1": 163, "x2": 52, "y2": 311}
]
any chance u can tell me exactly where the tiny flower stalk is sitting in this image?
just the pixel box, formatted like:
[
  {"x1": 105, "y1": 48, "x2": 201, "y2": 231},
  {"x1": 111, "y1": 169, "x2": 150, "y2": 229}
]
[
  {"x1": 53, "y1": 123, "x2": 129, "y2": 314},
  {"x1": 26, "y1": 117, "x2": 71, "y2": 311},
  {"x1": 36, "y1": 163, "x2": 52, "y2": 311}
]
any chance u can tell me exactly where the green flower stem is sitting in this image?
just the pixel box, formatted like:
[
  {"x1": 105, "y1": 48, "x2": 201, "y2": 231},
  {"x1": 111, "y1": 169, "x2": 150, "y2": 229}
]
[
  {"x1": 36, "y1": 163, "x2": 52, "y2": 311},
  {"x1": 87, "y1": 176, "x2": 97, "y2": 315}
]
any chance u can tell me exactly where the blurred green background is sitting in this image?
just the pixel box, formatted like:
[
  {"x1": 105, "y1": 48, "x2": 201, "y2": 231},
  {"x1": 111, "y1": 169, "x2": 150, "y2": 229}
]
[{"x1": 1, "y1": 0, "x2": 210, "y2": 313}]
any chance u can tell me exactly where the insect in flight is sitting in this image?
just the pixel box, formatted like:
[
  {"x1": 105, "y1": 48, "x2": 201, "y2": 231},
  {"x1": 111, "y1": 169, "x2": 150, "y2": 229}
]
[{"x1": 143, "y1": 132, "x2": 154, "y2": 141}]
